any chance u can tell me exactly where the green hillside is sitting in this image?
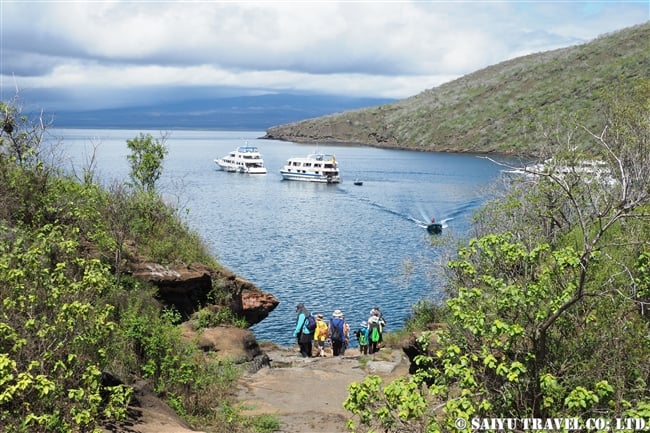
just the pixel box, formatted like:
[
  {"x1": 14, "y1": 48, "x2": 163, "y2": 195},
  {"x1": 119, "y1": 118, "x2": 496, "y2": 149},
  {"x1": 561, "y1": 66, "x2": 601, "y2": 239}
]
[{"x1": 264, "y1": 22, "x2": 649, "y2": 155}]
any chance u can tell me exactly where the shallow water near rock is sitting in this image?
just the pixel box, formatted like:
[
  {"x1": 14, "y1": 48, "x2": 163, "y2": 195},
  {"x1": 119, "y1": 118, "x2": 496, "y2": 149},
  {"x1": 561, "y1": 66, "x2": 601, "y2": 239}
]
[{"x1": 54, "y1": 128, "x2": 510, "y2": 346}]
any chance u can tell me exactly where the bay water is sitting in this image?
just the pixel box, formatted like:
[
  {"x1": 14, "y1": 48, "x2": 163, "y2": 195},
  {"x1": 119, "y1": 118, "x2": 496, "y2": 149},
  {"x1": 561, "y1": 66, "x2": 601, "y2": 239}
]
[{"x1": 52, "y1": 128, "x2": 508, "y2": 346}]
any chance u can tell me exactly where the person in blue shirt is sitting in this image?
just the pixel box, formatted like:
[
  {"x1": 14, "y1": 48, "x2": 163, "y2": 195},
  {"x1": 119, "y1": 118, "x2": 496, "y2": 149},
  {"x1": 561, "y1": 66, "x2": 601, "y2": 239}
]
[
  {"x1": 293, "y1": 303, "x2": 313, "y2": 357},
  {"x1": 329, "y1": 309, "x2": 347, "y2": 356}
]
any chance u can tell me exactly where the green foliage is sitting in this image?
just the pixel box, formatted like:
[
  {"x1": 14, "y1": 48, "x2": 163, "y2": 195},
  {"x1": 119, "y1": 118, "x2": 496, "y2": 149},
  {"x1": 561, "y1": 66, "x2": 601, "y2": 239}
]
[
  {"x1": 345, "y1": 80, "x2": 650, "y2": 432},
  {"x1": 344, "y1": 375, "x2": 429, "y2": 433},
  {"x1": 635, "y1": 251, "x2": 650, "y2": 301},
  {"x1": 404, "y1": 300, "x2": 447, "y2": 332},
  {"x1": 196, "y1": 307, "x2": 249, "y2": 329},
  {"x1": 0, "y1": 100, "x2": 256, "y2": 432},
  {"x1": 126, "y1": 132, "x2": 168, "y2": 192},
  {"x1": 249, "y1": 413, "x2": 281, "y2": 433},
  {"x1": 0, "y1": 223, "x2": 131, "y2": 432}
]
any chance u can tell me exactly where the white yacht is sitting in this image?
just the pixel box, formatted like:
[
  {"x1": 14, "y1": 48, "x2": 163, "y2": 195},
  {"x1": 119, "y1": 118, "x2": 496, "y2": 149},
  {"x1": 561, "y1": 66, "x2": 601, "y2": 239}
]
[
  {"x1": 214, "y1": 145, "x2": 267, "y2": 174},
  {"x1": 280, "y1": 152, "x2": 341, "y2": 183},
  {"x1": 503, "y1": 158, "x2": 613, "y2": 184}
]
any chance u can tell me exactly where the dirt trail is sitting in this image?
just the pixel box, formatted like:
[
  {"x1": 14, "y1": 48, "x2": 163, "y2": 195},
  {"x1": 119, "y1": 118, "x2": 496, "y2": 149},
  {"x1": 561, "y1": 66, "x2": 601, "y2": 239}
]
[
  {"x1": 102, "y1": 344, "x2": 409, "y2": 433},
  {"x1": 237, "y1": 345, "x2": 409, "y2": 433}
]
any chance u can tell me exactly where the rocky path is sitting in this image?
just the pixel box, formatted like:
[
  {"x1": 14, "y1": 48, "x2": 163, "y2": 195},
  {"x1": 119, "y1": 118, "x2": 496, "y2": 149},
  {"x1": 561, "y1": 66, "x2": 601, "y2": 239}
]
[
  {"x1": 237, "y1": 345, "x2": 409, "y2": 433},
  {"x1": 103, "y1": 344, "x2": 409, "y2": 433}
]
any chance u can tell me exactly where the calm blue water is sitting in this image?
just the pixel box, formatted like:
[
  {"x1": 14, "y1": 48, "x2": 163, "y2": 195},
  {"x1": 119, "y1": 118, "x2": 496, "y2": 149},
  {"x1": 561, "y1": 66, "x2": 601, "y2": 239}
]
[{"x1": 51, "y1": 128, "x2": 507, "y2": 346}]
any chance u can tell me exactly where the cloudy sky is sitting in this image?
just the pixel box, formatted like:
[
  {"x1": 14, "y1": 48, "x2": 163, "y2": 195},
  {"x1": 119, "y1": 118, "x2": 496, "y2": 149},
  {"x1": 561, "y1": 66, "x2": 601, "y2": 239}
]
[{"x1": 1, "y1": 1, "x2": 648, "y2": 111}]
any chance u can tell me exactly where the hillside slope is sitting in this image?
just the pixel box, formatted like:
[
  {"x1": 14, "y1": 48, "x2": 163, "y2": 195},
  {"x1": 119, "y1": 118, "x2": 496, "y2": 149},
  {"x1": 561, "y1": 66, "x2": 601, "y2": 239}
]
[{"x1": 263, "y1": 22, "x2": 649, "y2": 155}]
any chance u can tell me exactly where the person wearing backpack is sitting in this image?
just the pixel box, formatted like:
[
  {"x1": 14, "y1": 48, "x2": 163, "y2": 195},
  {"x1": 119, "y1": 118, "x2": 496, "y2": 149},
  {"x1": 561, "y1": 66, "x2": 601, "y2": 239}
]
[
  {"x1": 341, "y1": 314, "x2": 350, "y2": 355},
  {"x1": 370, "y1": 306, "x2": 387, "y2": 343},
  {"x1": 293, "y1": 303, "x2": 313, "y2": 357},
  {"x1": 329, "y1": 309, "x2": 346, "y2": 356},
  {"x1": 355, "y1": 321, "x2": 370, "y2": 355},
  {"x1": 313, "y1": 313, "x2": 329, "y2": 357},
  {"x1": 367, "y1": 313, "x2": 382, "y2": 354}
]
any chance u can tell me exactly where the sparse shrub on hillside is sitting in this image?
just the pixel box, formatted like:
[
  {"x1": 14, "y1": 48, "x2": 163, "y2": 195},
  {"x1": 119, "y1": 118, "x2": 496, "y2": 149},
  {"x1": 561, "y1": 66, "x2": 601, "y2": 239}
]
[
  {"x1": 126, "y1": 132, "x2": 169, "y2": 192},
  {"x1": 404, "y1": 300, "x2": 446, "y2": 332},
  {"x1": 267, "y1": 23, "x2": 650, "y2": 155},
  {"x1": 0, "y1": 97, "x2": 51, "y2": 167}
]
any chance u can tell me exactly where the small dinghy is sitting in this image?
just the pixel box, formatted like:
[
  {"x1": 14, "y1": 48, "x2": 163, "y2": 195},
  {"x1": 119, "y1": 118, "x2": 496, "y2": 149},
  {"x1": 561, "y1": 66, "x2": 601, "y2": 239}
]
[{"x1": 427, "y1": 218, "x2": 442, "y2": 234}]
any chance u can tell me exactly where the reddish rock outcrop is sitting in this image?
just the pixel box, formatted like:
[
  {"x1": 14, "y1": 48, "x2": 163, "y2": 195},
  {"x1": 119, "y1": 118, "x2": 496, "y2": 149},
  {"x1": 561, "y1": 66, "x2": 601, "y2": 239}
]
[{"x1": 128, "y1": 262, "x2": 279, "y2": 326}]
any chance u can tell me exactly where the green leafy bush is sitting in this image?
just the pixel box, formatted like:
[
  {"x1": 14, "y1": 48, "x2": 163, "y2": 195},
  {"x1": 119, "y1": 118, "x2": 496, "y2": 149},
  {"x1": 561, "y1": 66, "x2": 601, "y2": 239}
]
[{"x1": 0, "y1": 223, "x2": 131, "y2": 432}]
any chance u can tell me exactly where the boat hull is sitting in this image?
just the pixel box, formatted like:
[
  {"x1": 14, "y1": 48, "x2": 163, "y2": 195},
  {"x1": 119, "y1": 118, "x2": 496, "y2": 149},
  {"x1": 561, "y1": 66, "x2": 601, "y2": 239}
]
[
  {"x1": 215, "y1": 160, "x2": 238, "y2": 172},
  {"x1": 427, "y1": 223, "x2": 443, "y2": 234},
  {"x1": 243, "y1": 166, "x2": 267, "y2": 174},
  {"x1": 280, "y1": 152, "x2": 341, "y2": 184},
  {"x1": 280, "y1": 171, "x2": 340, "y2": 183},
  {"x1": 215, "y1": 162, "x2": 267, "y2": 174}
]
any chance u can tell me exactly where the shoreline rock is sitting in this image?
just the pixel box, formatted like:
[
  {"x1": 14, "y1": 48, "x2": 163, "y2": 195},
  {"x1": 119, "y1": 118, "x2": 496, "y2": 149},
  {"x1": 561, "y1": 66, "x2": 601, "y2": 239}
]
[{"x1": 128, "y1": 261, "x2": 279, "y2": 325}]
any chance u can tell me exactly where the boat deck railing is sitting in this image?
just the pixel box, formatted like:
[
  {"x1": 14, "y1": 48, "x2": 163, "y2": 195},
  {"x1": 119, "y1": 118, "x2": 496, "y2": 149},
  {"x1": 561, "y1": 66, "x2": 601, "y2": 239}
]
[{"x1": 237, "y1": 146, "x2": 260, "y2": 153}]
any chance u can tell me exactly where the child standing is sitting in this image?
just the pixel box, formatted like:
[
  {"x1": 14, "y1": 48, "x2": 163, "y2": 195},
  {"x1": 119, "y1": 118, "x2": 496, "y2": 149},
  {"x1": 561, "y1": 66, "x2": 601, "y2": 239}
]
[{"x1": 355, "y1": 321, "x2": 370, "y2": 355}]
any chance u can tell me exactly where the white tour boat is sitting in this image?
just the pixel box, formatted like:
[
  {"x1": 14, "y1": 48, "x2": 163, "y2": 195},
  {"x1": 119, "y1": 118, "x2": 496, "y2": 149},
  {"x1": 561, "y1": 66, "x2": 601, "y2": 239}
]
[
  {"x1": 280, "y1": 152, "x2": 341, "y2": 183},
  {"x1": 214, "y1": 145, "x2": 267, "y2": 174},
  {"x1": 503, "y1": 158, "x2": 614, "y2": 185}
]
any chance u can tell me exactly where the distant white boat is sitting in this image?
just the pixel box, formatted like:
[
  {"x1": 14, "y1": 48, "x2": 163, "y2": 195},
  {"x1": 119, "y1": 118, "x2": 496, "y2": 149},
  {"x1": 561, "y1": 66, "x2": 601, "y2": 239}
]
[
  {"x1": 280, "y1": 152, "x2": 341, "y2": 183},
  {"x1": 214, "y1": 145, "x2": 267, "y2": 174},
  {"x1": 503, "y1": 158, "x2": 614, "y2": 185}
]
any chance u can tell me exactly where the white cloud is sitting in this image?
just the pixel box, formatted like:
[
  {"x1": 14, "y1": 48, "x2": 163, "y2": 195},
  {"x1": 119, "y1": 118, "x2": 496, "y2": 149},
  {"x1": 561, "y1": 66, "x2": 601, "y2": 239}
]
[{"x1": 1, "y1": 1, "x2": 648, "y2": 109}]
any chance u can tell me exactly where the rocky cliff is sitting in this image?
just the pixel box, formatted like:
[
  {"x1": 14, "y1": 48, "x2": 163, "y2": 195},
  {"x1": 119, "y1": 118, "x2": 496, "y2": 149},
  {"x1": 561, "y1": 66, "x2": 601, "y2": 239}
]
[{"x1": 128, "y1": 261, "x2": 279, "y2": 326}]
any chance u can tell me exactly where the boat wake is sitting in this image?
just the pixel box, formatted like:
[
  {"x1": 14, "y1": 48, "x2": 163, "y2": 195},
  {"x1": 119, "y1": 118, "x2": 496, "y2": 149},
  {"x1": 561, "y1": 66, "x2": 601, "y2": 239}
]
[
  {"x1": 338, "y1": 187, "x2": 458, "y2": 231},
  {"x1": 409, "y1": 205, "x2": 453, "y2": 231},
  {"x1": 368, "y1": 200, "x2": 419, "y2": 225},
  {"x1": 412, "y1": 217, "x2": 454, "y2": 230}
]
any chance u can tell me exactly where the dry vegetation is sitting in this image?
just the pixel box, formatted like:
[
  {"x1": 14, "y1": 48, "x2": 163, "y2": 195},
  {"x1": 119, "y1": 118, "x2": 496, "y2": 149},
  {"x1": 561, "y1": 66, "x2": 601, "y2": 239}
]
[{"x1": 264, "y1": 22, "x2": 649, "y2": 155}]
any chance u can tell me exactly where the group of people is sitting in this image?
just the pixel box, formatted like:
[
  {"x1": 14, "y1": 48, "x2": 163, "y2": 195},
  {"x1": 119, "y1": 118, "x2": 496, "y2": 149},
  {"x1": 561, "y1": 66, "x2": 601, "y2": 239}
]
[
  {"x1": 357, "y1": 306, "x2": 387, "y2": 355},
  {"x1": 293, "y1": 303, "x2": 386, "y2": 358}
]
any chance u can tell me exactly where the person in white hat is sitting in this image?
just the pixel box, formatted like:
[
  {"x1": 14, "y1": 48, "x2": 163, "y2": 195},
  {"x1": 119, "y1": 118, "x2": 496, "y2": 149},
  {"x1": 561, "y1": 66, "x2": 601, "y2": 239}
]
[
  {"x1": 329, "y1": 309, "x2": 347, "y2": 356},
  {"x1": 355, "y1": 321, "x2": 370, "y2": 355}
]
